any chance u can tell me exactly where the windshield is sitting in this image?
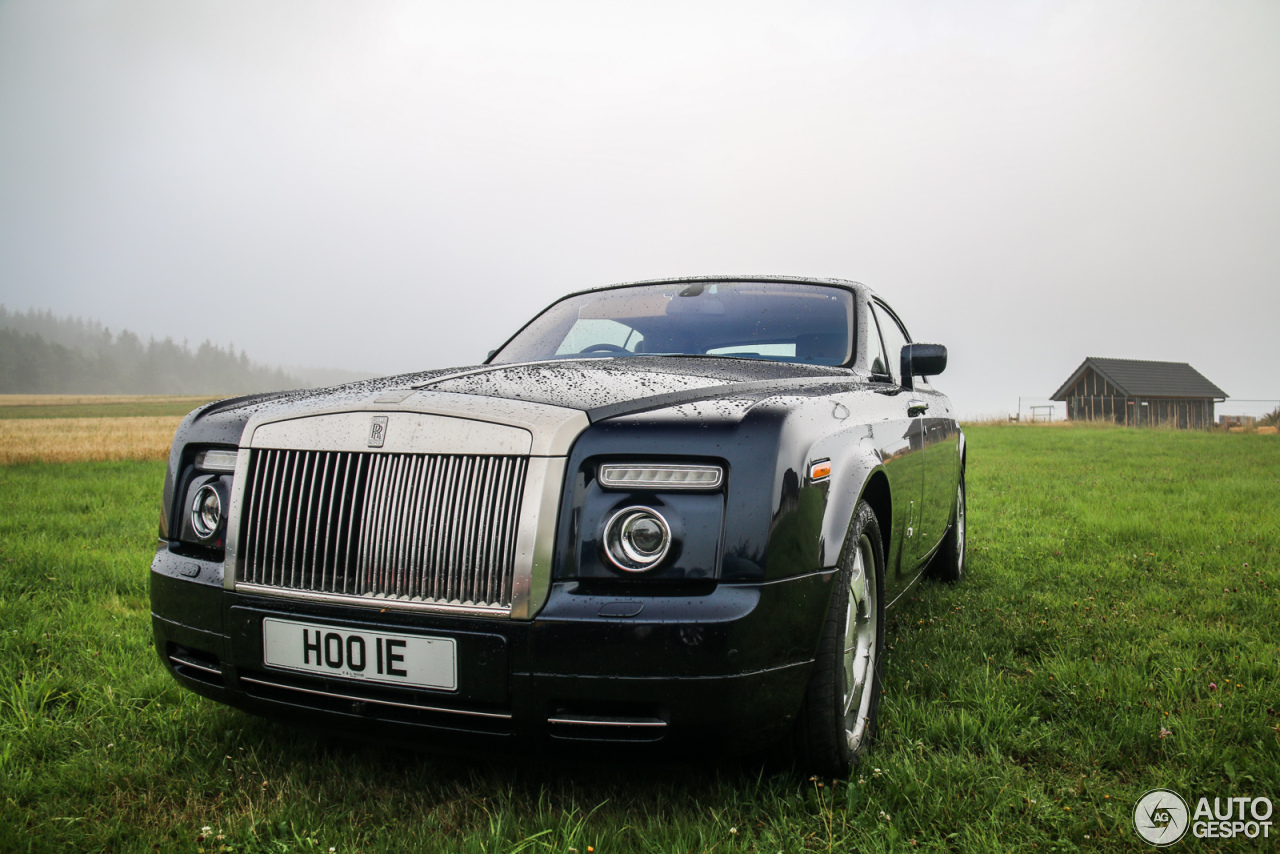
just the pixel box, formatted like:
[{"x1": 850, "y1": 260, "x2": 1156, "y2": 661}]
[{"x1": 490, "y1": 281, "x2": 854, "y2": 366}]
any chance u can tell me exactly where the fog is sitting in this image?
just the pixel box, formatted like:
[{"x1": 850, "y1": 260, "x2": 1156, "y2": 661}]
[{"x1": 1, "y1": 0, "x2": 1277, "y2": 417}]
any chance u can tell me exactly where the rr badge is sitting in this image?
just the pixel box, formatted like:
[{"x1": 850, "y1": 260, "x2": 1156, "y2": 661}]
[{"x1": 368, "y1": 416, "x2": 389, "y2": 448}]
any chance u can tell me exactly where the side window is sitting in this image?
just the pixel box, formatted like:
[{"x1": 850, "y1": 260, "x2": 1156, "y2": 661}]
[
  {"x1": 871, "y1": 302, "x2": 911, "y2": 385},
  {"x1": 867, "y1": 306, "x2": 890, "y2": 380}
]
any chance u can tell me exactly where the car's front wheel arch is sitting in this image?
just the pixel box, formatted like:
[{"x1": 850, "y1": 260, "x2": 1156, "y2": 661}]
[{"x1": 853, "y1": 470, "x2": 892, "y2": 568}]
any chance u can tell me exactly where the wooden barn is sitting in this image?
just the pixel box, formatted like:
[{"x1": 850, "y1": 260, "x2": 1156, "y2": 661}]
[{"x1": 1051, "y1": 357, "x2": 1227, "y2": 428}]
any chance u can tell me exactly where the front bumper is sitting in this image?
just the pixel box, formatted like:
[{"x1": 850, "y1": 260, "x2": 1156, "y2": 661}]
[{"x1": 151, "y1": 544, "x2": 834, "y2": 759}]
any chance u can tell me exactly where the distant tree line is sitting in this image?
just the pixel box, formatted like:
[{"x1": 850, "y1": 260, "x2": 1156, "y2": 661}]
[{"x1": 0, "y1": 306, "x2": 302, "y2": 394}]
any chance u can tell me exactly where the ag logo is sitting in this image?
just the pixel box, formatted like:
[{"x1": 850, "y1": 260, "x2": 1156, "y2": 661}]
[
  {"x1": 368, "y1": 416, "x2": 389, "y2": 448},
  {"x1": 1134, "y1": 789, "x2": 1189, "y2": 846}
]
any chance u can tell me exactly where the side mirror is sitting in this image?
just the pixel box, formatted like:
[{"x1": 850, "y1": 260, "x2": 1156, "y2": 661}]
[{"x1": 900, "y1": 343, "x2": 947, "y2": 389}]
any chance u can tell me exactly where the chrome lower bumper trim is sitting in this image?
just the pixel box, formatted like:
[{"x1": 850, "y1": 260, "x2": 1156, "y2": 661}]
[
  {"x1": 168, "y1": 651, "x2": 222, "y2": 677},
  {"x1": 547, "y1": 715, "x2": 667, "y2": 728},
  {"x1": 239, "y1": 674, "x2": 513, "y2": 721}
]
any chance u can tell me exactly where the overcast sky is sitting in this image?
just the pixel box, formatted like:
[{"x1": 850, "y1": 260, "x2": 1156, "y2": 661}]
[{"x1": 1, "y1": 0, "x2": 1277, "y2": 417}]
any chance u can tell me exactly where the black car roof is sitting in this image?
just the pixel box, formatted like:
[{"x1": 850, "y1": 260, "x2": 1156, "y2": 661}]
[{"x1": 569, "y1": 274, "x2": 871, "y2": 298}]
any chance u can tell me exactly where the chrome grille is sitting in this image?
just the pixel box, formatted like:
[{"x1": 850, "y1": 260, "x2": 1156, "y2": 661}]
[{"x1": 237, "y1": 450, "x2": 528, "y2": 609}]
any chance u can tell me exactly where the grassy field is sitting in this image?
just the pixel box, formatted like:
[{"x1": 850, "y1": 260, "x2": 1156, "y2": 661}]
[{"x1": 1, "y1": 425, "x2": 1277, "y2": 853}]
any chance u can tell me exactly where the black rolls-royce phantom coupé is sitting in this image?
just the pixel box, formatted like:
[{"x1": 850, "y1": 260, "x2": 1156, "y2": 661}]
[{"x1": 151, "y1": 276, "x2": 965, "y2": 775}]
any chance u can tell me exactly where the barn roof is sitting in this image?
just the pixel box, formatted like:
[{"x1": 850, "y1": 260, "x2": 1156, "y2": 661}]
[{"x1": 1051, "y1": 357, "x2": 1228, "y2": 401}]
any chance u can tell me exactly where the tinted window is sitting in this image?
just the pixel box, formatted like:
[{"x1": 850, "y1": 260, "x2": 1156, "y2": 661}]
[
  {"x1": 867, "y1": 306, "x2": 890, "y2": 379},
  {"x1": 870, "y1": 301, "x2": 911, "y2": 384},
  {"x1": 492, "y1": 282, "x2": 854, "y2": 366}
]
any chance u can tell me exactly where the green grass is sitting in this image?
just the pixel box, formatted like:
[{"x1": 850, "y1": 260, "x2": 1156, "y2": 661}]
[
  {"x1": 1, "y1": 426, "x2": 1277, "y2": 853},
  {"x1": 0, "y1": 397, "x2": 213, "y2": 419}
]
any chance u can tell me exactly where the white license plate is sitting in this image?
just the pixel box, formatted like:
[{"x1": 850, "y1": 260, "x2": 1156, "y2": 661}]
[{"x1": 261, "y1": 618, "x2": 457, "y2": 691}]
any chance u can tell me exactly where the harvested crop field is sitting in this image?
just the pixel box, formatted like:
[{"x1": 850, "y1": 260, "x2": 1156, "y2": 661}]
[
  {"x1": 0, "y1": 416, "x2": 184, "y2": 464},
  {"x1": 0, "y1": 395, "x2": 214, "y2": 464}
]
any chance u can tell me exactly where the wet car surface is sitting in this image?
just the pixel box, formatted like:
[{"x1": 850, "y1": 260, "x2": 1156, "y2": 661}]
[{"x1": 151, "y1": 276, "x2": 965, "y2": 774}]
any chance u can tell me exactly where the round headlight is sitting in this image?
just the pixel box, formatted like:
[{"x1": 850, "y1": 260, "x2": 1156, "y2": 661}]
[
  {"x1": 603, "y1": 506, "x2": 672, "y2": 572},
  {"x1": 191, "y1": 484, "x2": 223, "y2": 540}
]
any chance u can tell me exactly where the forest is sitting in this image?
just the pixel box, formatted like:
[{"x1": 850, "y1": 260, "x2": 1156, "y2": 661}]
[{"x1": 0, "y1": 306, "x2": 301, "y2": 394}]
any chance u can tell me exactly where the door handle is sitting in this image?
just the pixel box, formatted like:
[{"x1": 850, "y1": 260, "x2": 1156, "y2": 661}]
[{"x1": 908, "y1": 399, "x2": 929, "y2": 417}]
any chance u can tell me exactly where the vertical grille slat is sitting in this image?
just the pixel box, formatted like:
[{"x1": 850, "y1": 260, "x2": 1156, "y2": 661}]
[
  {"x1": 305, "y1": 453, "x2": 330, "y2": 592},
  {"x1": 450, "y1": 458, "x2": 478, "y2": 602},
  {"x1": 471, "y1": 457, "x2": 494, "y2": 602},
  {"x1": 318, "y1": 452, "x2": 338, "y2": 592},
  {"x1": 379, "y1": 455, "x2": 403, "y2": 596},
  {"x1": 356, "y1": 455, "x2": 386, "y2": 595},
  {"x1": 366, "y1": 455, "x2": 389, "y2": 596},
  {"x1": 389, "y1": 454, "x2": 413, "y2": 596},
  {"x1": 278, "y1": 449, "x2": 300, "y2": 589},
  {"x1": 341, "y1": 454, "x2": 366, "y2": 594},
  {"x1": 420, "y1": 456, "x2": 446, "y2": 600},
  {"x1": 482, "y1": 458, "x2": 505, "y2": 605},
  {"x1": 458, "y1": 460, "x2": 481, "y2": 594},
  {"x1": 237, "y1": 450, "x2": 527, "y2": 611},
  {"x1": 443, "y1": 458, "x2": 463, "y2": 602},
  {"x1": 243, "y1": 450, "x2": 267, "y2": 581},
  {"x1": 295, "y1": 452, "x2": 319, "y2": 590},
  {"x1": 390, "y1": 456, "x2": 412, "y2": 598},
  {"x1": 433, "y1": 457, "x2": 461, "y2": 600},
  {"x1": 405, "y1": 457, "x2": 429, "y2": 599},
  {"x1": 404, "y1": 455, "x2": 427, "y2": 597},
  {"x1": 264, "y1": 450, "x2": 285, "y2": 587}
]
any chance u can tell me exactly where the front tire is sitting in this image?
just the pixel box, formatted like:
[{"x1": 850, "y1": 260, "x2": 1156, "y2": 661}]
[{"x1": 793, "y1": 500, "x2": 885, "y2": 777}]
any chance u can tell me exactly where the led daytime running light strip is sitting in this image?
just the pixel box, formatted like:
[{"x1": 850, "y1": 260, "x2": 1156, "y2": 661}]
[
  {"x1": 195, "y1": 449, "x2": 239, "y2": 473},
  {"x1": 598, "y1": 463, "x2": 723, "y2": 490}
]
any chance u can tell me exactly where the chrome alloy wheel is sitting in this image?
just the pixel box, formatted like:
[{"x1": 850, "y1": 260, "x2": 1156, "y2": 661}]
[
  {"x1": 955, "y1": 481, "x2": 966, "y2": 570},
  {"x1": 842, "y1": 532, "x2": 879, "y2": 752}
]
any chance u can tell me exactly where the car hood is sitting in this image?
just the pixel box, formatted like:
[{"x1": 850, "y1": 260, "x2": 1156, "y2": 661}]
[
  {"x1": 167, "y1": 356, "x2": 874, "y2": 519},
  {"x1": 203, "y1": 357, "x2": 863, "y2": 426},
  {"x1": 418, "y1": 357, "x2": 858, "y2": 417}
]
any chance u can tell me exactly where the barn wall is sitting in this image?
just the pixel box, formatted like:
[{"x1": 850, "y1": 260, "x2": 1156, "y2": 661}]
[
  {"x1": 1062, "y1": 369, "x2": 1128, "y2": 424},
  {"x1": 1059, "y1": 368, "x2": 1216, "y2": 428},
  {"x1": 1062, "y1": 391, "x2": 1214, "y2": 427}
]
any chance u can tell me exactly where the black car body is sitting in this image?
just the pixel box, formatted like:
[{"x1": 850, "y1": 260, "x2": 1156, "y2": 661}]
[{"x1": 151, "y1": 276, "x2": 965, "y2": 773}]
